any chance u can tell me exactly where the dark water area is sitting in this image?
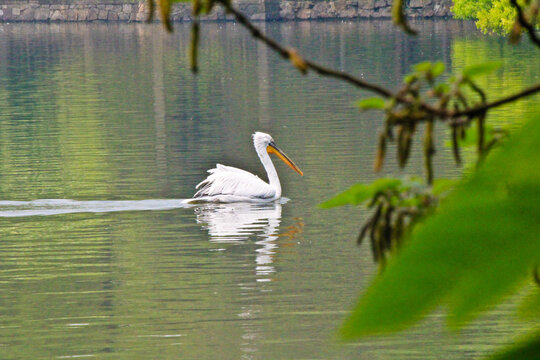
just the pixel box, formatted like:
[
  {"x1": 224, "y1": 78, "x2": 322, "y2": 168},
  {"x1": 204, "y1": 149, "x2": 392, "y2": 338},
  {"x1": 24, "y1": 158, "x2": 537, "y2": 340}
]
[{"x1": 0, "y1": 20, "x2": 538, "y2": 359}]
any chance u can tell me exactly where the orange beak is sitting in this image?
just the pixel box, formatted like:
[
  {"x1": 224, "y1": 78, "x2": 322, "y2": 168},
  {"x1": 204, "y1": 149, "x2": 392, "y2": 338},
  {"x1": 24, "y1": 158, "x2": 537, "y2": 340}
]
[{"x1": 267, "y1": 142, "x2": 303, "y2": 176}]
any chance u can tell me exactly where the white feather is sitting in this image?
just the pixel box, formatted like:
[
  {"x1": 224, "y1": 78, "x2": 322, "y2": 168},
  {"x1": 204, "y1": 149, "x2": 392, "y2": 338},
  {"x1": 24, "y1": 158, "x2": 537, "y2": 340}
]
[{"x1": 193, "y1": 163, "x2": 276, "y2": 201}]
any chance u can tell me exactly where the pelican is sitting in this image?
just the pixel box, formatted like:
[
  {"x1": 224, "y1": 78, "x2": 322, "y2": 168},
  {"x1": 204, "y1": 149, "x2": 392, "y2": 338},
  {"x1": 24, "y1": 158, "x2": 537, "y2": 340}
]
[{"x1": 190, "y1": 132, "x2": 303, "y2": 203}]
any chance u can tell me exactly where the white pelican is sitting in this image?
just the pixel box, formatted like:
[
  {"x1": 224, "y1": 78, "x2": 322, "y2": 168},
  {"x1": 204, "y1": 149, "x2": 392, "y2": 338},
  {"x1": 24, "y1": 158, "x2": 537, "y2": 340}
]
[{"x1": 190, "y1": 132, "x2": 303, "y2": 203}]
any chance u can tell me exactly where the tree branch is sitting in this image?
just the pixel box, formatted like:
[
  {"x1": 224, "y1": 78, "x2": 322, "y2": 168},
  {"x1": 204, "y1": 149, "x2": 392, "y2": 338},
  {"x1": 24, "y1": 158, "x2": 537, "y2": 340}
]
[
  {"x1": 214, "y1": 0, "x2": 540, "y2": 121},
  {"x1": 217, "y1": 0, "x2": 394, "y2": 98},
  {"x1": 509, "y1": 0, "x2": 540, "y2": 47},
  {"x1": 449, "y1": 82, "x2": 540, "y2": 118}
]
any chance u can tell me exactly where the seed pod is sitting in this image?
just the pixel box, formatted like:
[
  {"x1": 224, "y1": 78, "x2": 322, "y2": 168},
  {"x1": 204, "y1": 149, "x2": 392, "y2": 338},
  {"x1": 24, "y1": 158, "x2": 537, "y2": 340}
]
[
  {"x1": 451, "y1": 124, "x2": 462, "y2": 165},
  {"x1": 375, "y1": 223, "x2": 384, "y2": 263},
  {"x1": 383, "y1": 205, "x2": 393, "y2": 250},
  {"x1": 193, "y1": 0, "x2": 201, "y2": 16},
  {"x1": 397, "y1": 125, "x2": 405, "y2": 166},
  {"x1": 424, "y1": 120, "x2": 435, "y2": 185},
  {"x1": 190, "y1": 20, "x2": 200, "y2": 73},
  {"x1": 146, "y1": 0, "x2": 155, "y2": 23},
  {"x1": 369, "y1": 204, "x2": 383, "y2": 262},
  {"x1": 158, "y1": 0, "x2": 173, "y2": 32},
  {"x1": 385, "y1": 121, "x2": 394, "y2": 141},
  {"x1": 374, "y1": 132, "x2": 386, "y2": 172},
  {"x1": 369, "y1": 227, "x2": 379, "y2": 262},
  {"x1": 459, "y1": 124, "x2": 466, "y2": 140},
  {"x1": 392, "y1": 0, "x2": 417, "y2": 35},
  {"x1": 477, "y1": 113, "x2": 486, "y2": 163},
  {"x1": 393, "y1": 211, "x2": 405, "y2": 250},
  {"x1": 398, "y1": 125, "x2": 413, "y2": 168},
  {"x1": 357, "y1": 222, "x2": 371, "y2": 245}
]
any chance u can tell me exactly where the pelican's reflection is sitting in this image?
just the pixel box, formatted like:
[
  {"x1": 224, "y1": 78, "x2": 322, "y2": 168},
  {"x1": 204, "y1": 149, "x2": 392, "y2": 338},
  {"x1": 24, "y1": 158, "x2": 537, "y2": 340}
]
[
  {"x1": 194, "y1": 201, "x2": 283, "y2": 279},
  {"x1": 193, "y1": 200, "x2": 304, "y2": 358}
]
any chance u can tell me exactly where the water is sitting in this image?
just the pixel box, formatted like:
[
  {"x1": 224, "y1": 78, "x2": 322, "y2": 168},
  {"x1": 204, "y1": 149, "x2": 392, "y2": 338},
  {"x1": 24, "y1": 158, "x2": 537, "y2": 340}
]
[{"x1": 0, "y1": 20, "x2": 538, "y2": 359}]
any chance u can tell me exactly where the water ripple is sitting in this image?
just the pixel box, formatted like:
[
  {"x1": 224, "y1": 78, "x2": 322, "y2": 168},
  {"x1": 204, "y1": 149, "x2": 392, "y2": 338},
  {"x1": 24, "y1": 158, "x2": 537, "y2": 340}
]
[{"x1": 0, "y1": 199, "x2": 190, "y2": 217}]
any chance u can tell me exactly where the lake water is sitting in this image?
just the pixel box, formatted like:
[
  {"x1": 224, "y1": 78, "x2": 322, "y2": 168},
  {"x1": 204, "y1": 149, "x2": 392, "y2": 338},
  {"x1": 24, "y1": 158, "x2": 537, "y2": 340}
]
[{"x1": 0, "y1": 20, "x2": 538, "y2": 359}]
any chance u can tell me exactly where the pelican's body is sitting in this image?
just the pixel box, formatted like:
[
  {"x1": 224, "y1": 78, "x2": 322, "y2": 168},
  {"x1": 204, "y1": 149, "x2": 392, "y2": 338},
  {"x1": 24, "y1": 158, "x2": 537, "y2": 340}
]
[{"x1": 190, "y1": 132, "x2": 303, "y2": 203}]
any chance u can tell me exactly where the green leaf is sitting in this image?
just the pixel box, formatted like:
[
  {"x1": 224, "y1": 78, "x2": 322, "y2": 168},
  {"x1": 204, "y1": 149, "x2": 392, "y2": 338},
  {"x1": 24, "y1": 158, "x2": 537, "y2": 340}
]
[
  {"x1": 404, "y1": 74, "x2": 417, "y2": 84},
  {"x1": 398, "y1": 197, "x2": 422, "y2": 207},
  {"x1": 431, "y1": 178, "x2": 458, "y2": 195},
  {"x1": 319, "y1": 178, "x2": 402, "y2": 208},
  {"x1": 431, "y1": 62, "x2": 445, "y2": 77},
  {"x1": 341, "y1": 114, "x2": 540, "y2": 338},
  {"x1": 414, "y1": 61, "x2": 433, "y2": 73},
  {"x1": 356, "y1": 98, "x2": 386, "y2": 110},
  {"x1": 487, "y1": 331, "x2": 540, "y2": 360},
  {"x1": 434, "y1": 83, "x2": 450, "y2": 94},
  {"x1": 463, "y1": 61, "x2": 502, "y2": 78},
  {"x1": 517, "y1": 287, "x2": 540, "y2": 320}
]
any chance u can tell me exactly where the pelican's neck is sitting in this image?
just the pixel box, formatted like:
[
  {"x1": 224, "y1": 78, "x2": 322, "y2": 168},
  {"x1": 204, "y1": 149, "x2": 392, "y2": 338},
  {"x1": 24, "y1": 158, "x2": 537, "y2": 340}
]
[{"x1": 255, "y1": 143, "x2": 281, "y2": 198}]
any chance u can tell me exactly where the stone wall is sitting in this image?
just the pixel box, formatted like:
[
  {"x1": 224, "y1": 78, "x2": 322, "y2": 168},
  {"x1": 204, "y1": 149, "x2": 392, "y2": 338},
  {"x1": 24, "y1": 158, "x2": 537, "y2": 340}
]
[{"x1": 0, "y1": 0, "x2": 453, "y2": 22}]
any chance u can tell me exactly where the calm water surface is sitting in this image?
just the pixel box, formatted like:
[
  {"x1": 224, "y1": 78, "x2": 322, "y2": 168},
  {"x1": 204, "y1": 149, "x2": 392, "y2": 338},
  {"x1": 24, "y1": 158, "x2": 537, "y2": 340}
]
[{"x1": 0, "y1": 20, "x2": 538, "y2": 359}]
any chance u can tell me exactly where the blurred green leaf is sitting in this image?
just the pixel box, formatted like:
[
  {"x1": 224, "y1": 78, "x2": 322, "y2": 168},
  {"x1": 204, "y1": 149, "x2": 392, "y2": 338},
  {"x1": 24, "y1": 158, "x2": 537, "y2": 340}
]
[
  {"x1": 517, "y1": 287, "x2": 540, "y2": 320},
  {"x1": 463, "y1": 61, "x2": 502, "y2": 78},
  {"x1": 432, "y1": 178, "x2": 458, "y2": 195},
  {"x1": 434, "y1": 83, "x2": 450, "y2": 94},
  {"x1": 460, "y1": 126, "x2": 482, "y2": 147},
  {"x1": 414, "y1": 61, "x2": 433, "y2": 73},
  {"x1": 431, "y1": 62, "x2": 445, "y2": 77},
  {"x1": 341, "y1": 114, "x2": 540, "y2": 338},
  {"x1": 356, "y1": 98, "x2": 386, "y2": 110},
  {"x1": 404, "y1": 74, "x2": 417, "y2": 84},
  {"x1": 487, "y1": 331, "x2": 540, "y2": 360},
  {"x1": 399, "y1": 197, "x2": 422, "y2": 207},
  {"x1": 319, "y1": 178, "x2": 402, "y2": 208}
]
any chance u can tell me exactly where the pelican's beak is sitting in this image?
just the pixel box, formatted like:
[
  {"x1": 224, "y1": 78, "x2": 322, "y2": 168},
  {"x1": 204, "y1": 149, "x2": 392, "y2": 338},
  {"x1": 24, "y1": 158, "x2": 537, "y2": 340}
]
[{"x1": 267, "y1": 142, "x2": 303, "y2": 176}]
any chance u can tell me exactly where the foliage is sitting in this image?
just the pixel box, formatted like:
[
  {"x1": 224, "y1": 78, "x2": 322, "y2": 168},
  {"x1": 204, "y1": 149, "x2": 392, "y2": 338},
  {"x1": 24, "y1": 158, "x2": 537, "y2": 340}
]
[
  {"x1": 453, "y1": 0, "x2": 517, "y2": 33},
  {"x1": 361, "y1": 60, "x2": 506, "y2": 184},
  {"x1": 518, "y1": 281, "x2": 540, "y2": 319},
  {"x1": 339, "y1": 114, "x2": 540, "y2": 352},
  {"x1": 356, "y1": 97, "x2": 386, "y2": 110},
  {"x1": 319, "y1": 178, "x2": 403, "y2": 208},
  {"x1": 320, "y1": 178, "x2": 454, "y2": 269},
  {"x1": 453, "y1": 0, "x2": 540, "y2": 34}
]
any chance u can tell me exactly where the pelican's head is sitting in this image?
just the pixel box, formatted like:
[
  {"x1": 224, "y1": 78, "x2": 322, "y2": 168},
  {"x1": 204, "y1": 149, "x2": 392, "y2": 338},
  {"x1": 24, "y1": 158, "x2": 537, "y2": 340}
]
[{"x1": 253, "y1": 132, "x2": 303, "y2": 176}]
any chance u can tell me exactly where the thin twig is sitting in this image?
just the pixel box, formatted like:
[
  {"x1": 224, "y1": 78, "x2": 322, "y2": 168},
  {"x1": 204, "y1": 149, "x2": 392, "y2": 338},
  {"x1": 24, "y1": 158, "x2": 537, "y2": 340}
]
[
  {"x1": 217, "y1": 0, "x2": 394, "y2": 98},
  {"x1": 449, "y1": 82, "x2": 540, "y2": 118},
  {"x1": 405, "y1": 82, "x2": 540, "y2": 122},
  {"x1": 215, "y1": 0, "x2": 540, "y2": 122}
]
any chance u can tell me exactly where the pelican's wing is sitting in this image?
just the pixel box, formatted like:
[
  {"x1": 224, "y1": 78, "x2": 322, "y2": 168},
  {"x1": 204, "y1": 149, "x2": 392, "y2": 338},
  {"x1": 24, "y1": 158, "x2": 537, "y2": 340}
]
[{"x1": 193, "y1": 164, "x2": 275, "y2": 200}]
